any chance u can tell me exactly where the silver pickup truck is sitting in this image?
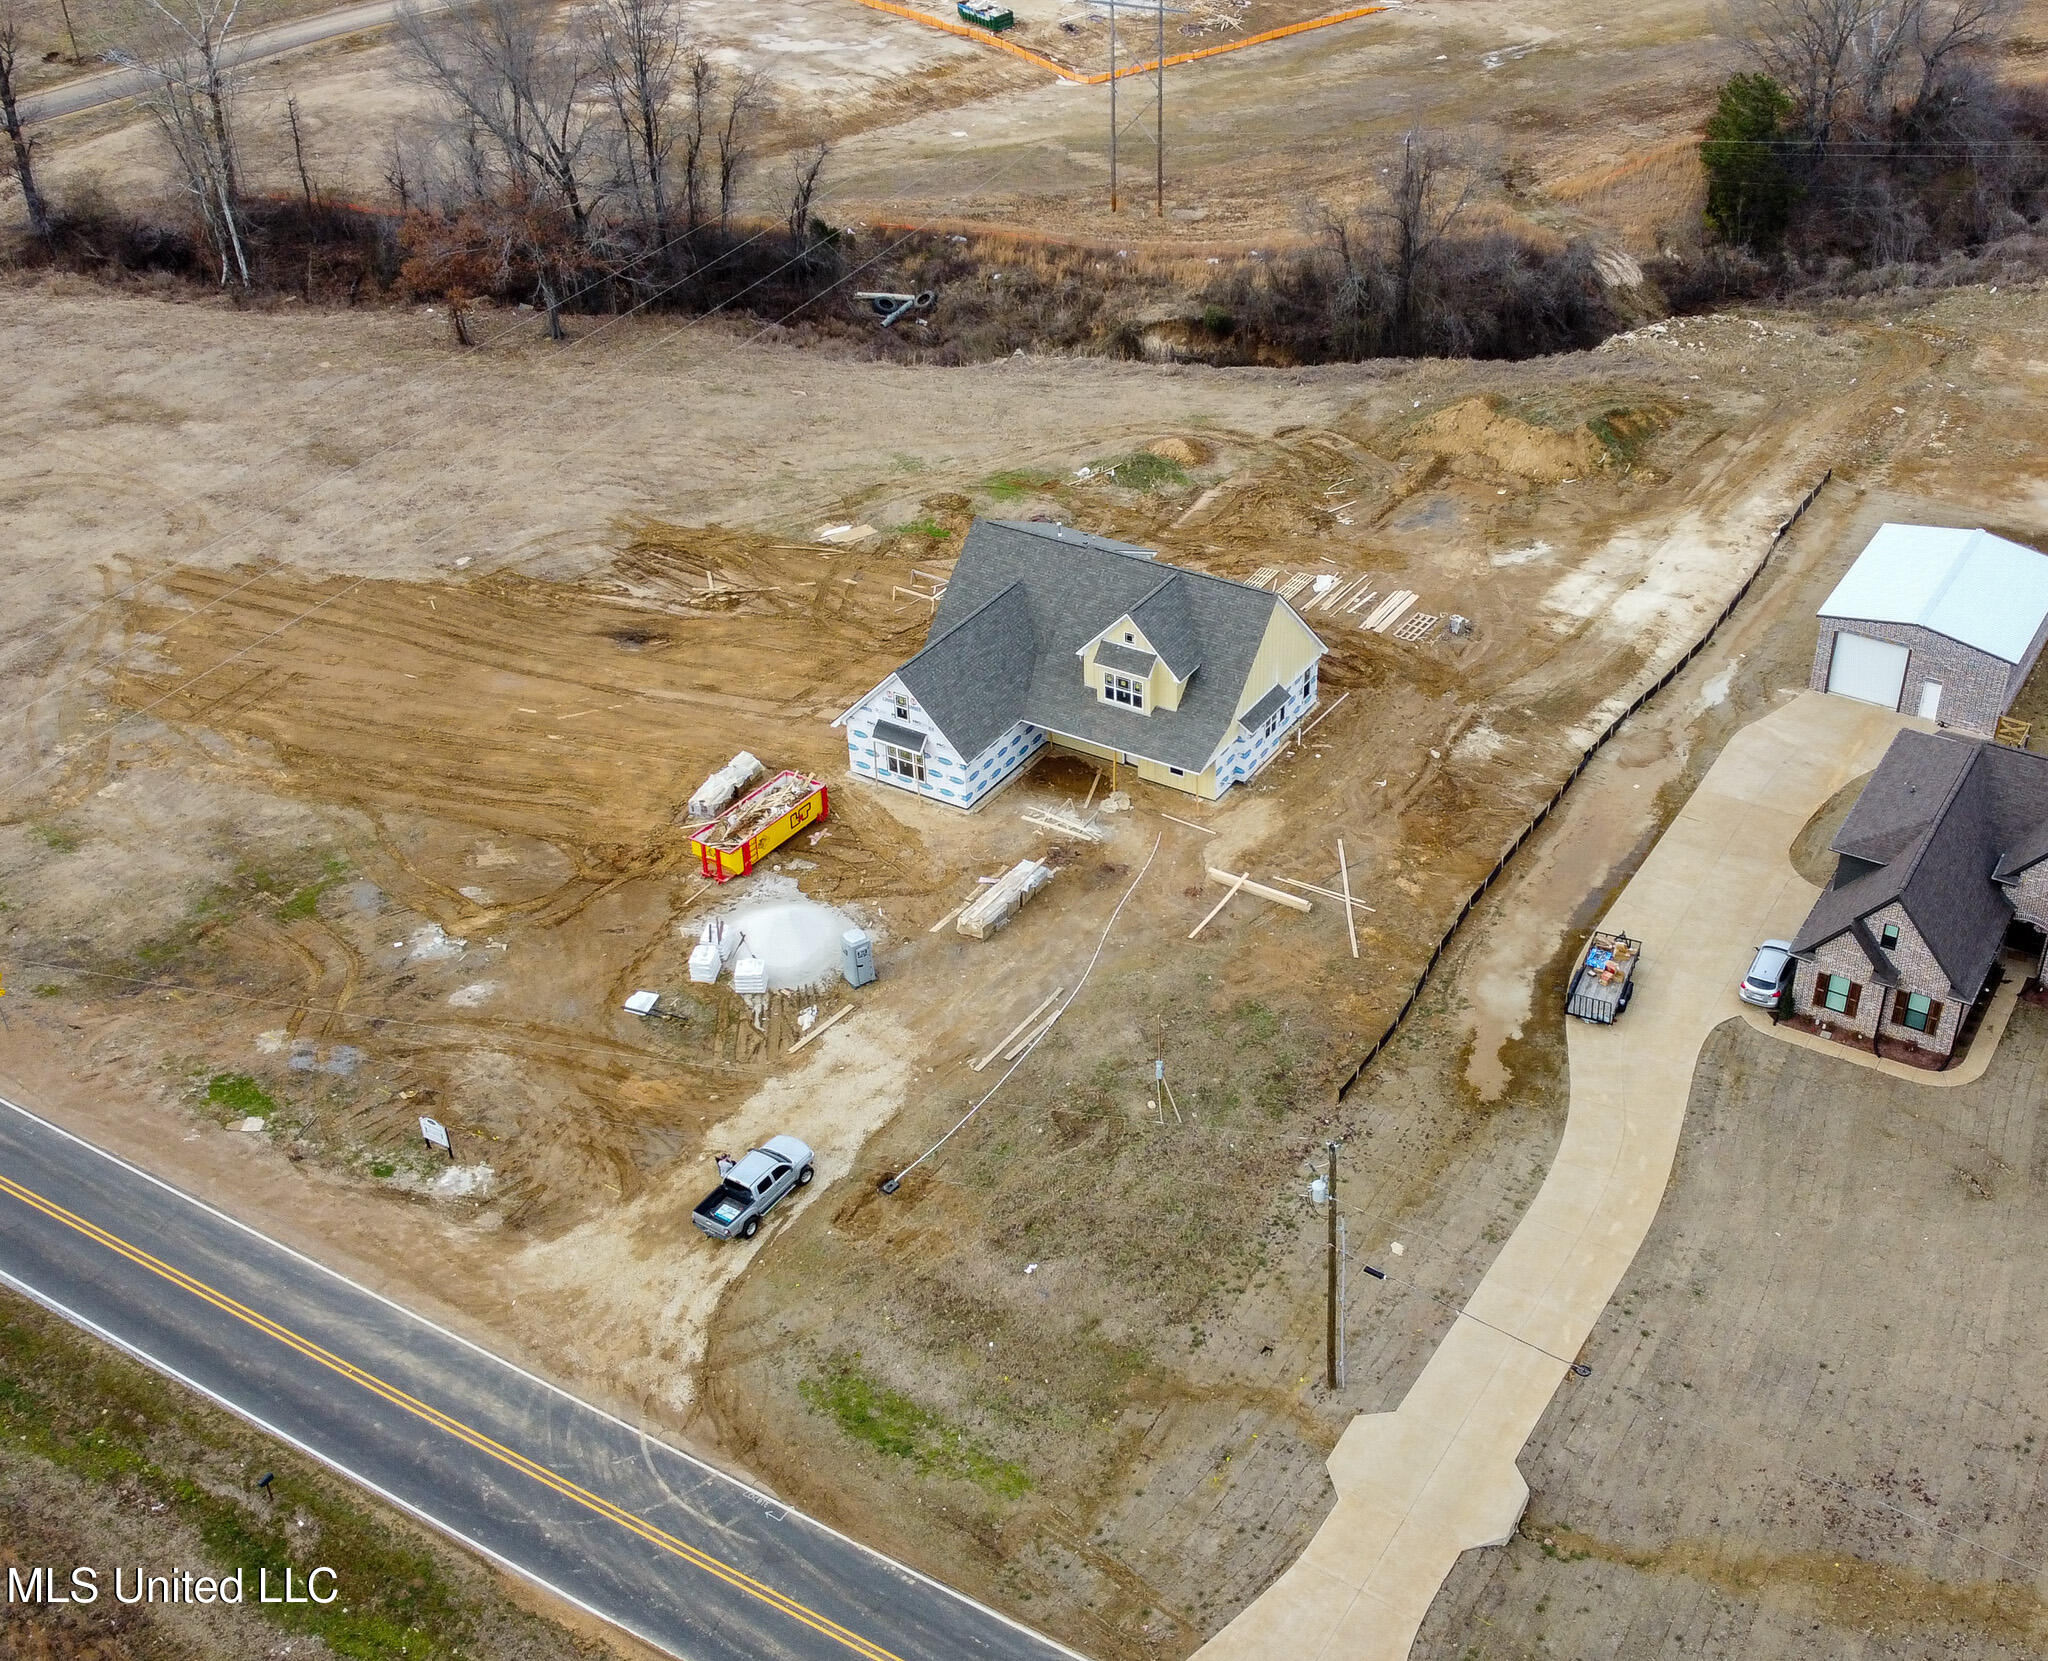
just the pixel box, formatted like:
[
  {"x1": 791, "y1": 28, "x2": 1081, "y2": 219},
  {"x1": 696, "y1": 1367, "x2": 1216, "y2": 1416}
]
[{"x1": 691, "y1": 1135, "x2": 815, "y2": 1240}]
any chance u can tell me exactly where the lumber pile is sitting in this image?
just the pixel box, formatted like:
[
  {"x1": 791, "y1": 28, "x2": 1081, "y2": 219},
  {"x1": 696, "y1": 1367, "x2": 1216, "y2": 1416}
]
[{"x1": 957, "y1": 860, "x2": 1056, "y2": 940}]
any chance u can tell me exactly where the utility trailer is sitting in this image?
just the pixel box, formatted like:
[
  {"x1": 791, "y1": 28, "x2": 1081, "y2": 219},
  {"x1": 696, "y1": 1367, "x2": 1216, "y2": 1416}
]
[
  {"x1": 1566, "y1": 929, "x2": 1640, "y2": 1024},
  {"x1": 688, "y1": 769, "x2": 827, "y2": 882}
]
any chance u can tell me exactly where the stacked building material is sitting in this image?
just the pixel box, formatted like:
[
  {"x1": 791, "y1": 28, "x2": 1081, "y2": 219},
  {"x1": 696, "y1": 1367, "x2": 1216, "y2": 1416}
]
[{"x1": 957, "y1": 860, "x2": 1056, "y2": 940}]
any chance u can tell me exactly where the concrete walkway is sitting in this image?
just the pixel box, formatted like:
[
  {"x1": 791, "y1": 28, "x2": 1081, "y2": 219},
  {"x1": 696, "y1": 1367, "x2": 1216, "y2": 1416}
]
[
  {"x1": 1197, "y1": 691, "x2": 1917, "y2": 1661},
  {"x1": 1738, "y1": 966, "x2": 2023, "y2": 1085}
]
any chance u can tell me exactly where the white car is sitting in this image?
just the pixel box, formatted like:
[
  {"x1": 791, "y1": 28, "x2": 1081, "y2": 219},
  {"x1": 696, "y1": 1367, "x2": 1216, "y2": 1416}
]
[{"x1": 1738, "y1": 940, "x2": 1795, "y2": 1008}]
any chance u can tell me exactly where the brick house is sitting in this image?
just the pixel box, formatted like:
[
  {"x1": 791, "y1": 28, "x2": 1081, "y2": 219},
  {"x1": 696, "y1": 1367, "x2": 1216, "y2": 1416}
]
[
  {"x1": 832, "y1": 520, "x2": 1326, "y2": 808},
  {"x1": 1810, "y1": 523, "x2": 2048, "y2": 739},
  {"x1": 1790, "y1": 729, "x2": 2048, "y2": 1058}
]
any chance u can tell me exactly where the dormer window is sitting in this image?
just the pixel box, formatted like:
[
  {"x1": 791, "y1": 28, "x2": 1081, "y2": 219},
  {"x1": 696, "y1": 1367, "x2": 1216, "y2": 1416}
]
[
  {"x1": 1104, "y1": 672, "x2": 1145, "y2": 710},
  {"x1": 1880, "y1": 922, "x2": 1899, "y2": 949}
]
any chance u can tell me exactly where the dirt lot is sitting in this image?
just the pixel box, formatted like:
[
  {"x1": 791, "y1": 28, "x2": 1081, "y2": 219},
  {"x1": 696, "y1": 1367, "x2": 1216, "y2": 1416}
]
[
  {"x1": 1413, "y1": 1009, "x2": 2048, "y2": 1659},
  {"x1": 3, "y1": 270, "x2": 2048, "y2": 1661}
]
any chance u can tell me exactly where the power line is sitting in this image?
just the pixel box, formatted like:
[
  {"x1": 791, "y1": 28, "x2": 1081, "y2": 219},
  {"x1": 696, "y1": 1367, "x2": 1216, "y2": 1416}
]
[{"x1": 1, "y1": 133, "x2": 1056, "y2": 805}]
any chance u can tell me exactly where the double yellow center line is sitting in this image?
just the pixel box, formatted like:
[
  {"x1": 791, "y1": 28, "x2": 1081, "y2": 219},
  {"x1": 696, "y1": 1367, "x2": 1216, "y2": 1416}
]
[{"x1": 0, "y1": 1168, "x2": 907, "y2": 1661}]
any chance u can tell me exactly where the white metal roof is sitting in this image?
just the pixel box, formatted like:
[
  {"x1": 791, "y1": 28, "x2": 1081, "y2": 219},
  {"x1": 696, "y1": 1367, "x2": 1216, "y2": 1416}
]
[{"x1": 1818, "y1": 523, "x2": 2048, "y2": 664}]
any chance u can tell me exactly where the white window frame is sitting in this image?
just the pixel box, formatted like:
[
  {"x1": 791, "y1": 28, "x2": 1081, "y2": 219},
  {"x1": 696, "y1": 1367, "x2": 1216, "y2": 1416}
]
[
  {"x1": 881, "y1": 742, "x2": 926, "y2": 783},
  {"x1": 1104, "y1": 672, "x2": 1145, "y2": 710}
]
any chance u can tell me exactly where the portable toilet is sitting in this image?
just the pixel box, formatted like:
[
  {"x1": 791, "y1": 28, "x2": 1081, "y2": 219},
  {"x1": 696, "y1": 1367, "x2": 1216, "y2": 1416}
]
[{"x1": 841, "y1": 928, "x2": 876, "y2": 988}]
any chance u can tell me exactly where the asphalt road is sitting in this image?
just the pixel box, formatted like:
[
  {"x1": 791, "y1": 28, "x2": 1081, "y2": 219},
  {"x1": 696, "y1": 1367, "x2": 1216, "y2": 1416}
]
[
  {"x1": 19, "y1": 1, "x2": 443, "y2": 123},
  {"x1": 0, "y1": 1093, "x2": 1081, "y2": 1661}
]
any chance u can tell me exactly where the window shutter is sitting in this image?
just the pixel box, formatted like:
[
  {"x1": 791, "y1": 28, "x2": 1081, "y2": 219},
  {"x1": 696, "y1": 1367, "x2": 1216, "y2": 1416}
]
[
  {"x1": 1812, "y1": 978, "x2": 1830, "y2": 1011},
  {"x1": 1892, "y1": 989, "x2": 1911, "y2": 1025},
  {"x1": 1926, "y1": 1001, "x2": 1945, "y2": 1034},
  {"x1": 1844, "y1": 982, "x2": 1861, "y2": 1019}
]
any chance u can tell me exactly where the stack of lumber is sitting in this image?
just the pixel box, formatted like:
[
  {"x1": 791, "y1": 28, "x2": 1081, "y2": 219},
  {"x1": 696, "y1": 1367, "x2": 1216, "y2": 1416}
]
[
  {"x1": 958, "y1": 860, "x2": 1056, "y2": 940},
  {"x1": 1361, "y1": 590, "x2": 1418, "y2": 633}
]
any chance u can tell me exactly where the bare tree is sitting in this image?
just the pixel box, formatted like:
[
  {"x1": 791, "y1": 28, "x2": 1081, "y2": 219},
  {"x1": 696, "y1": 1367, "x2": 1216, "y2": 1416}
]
[
  {"x1": 284, "y1": 92, "x2": 315, "y2": 211},
  {"x1": 679, "y1": 48, "x2": 713, "y2": 231},
  {"x1": 715, "y1": 69, "x2": 763, "y2": 231},
  {"x1": 116, "y1": 0, "x2": 251, "y2": 283},
  {"x1": 1740, "y1": 0, "x2": 2014, "y2": 146},
  {"x1": 1367, "y1": 130, "x2": 1471, "y2": 355},
  {"x1": 591, "y1": 0, "x2": 682, "y2": 254},
  {"x1": 0, "y1": 5, "x2": 52, "y2": 239},
  {"x1": 785, "y1": 138, "x2": 828, "y2": 243},
  {"x1": 132, "y1": 0, "x2": 246, "y2": 197},
  {"x1": 398, "y1": 0, "x2": 601, "y2": 240}
]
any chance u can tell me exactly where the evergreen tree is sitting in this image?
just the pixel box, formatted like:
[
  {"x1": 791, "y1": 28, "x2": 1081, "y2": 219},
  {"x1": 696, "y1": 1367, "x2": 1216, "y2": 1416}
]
[{"x1": 1702, "y1": 73, "x2": 1799, "y2": 250}]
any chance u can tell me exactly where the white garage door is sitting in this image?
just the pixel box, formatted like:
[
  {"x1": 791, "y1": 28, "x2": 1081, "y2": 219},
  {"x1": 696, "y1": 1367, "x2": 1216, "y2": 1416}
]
[{"x1": 1826, "y1": 631, "x2": 1910, "y2": 709}]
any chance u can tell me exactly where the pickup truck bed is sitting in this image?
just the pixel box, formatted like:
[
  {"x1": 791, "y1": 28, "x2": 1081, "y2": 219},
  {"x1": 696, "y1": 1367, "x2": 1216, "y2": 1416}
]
[{"x1": 691, "y1": 1134, "x2": 815, "y2": 1240}]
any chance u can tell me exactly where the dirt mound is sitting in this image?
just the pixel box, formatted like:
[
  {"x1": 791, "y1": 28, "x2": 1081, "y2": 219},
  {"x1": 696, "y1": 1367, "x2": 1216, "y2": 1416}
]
[
  {"x1": 1401, "y1": 397, "x2": 1606, "y2": 484},
  {"x1": 1148, "y1": 436, "x2": 1212, "y2": 467}
]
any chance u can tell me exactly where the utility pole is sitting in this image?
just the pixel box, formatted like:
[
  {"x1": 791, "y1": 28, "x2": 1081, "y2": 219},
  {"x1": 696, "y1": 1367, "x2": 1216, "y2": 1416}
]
[
  {"x1": 1154, "y1": 0, "x2": 1164, "y2": 217},
  {"x1": 1325, "y1": 1139, "x2": 1341, "y2": 1391},
  {"x1": 1107, "y1": 0, "x2": 1117, "y2": 213},
  {"x1": 1085, "y1": 0, "x2": 1182, "y2": 216}
]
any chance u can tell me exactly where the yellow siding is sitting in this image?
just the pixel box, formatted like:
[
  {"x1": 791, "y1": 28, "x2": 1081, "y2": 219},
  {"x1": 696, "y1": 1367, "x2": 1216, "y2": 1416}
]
[
  {"x1": 1233, "y1": 605, "x2": 1323, "y2": 719},
  {"x1": 1082, "y1": 635, "x2": 1188, "y2": 714},
  {"x1": 1148, "y1": 658, "x2": 1186, "y2": 712},
  {"x1": 1047, "y1": 738, "x2": 1218, "y2": 799}
]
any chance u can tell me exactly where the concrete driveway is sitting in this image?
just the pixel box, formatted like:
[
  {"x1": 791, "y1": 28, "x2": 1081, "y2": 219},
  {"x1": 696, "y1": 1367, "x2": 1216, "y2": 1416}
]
[{"x1": 1197, "y1": 690, "x2": 1918, "y2": 1661}]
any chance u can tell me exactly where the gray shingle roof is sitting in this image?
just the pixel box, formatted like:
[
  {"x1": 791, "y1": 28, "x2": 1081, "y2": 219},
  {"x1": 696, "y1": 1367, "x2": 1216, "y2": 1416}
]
[
  {"x1": 1792, "y1": 729, "x2": 2048, "y2": 1002},
  {"x1": 871, "y1": 718, "x2": 928, "y2": 752},
  {"x1": 894, "y1": 581, "x2": 1034, "y2": 763},
  {"x1": 1094, "y1": 641, "x2": 1157, "y2": 676},
  {"x1": 1128, "y1": 573, "x2": 1201, "y2": 679},
  {"x1": 897, "y1": 520, "x2": 1320, "y2": 774},
  {"x1": 1238, "y1": 684, "x2": 1289, "y2": 733}
]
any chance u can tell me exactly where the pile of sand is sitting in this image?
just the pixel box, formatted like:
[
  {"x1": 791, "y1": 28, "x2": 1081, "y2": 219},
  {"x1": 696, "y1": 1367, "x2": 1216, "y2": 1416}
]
[
  {"x1": 711, "y1": 877, "x2": 857, "y2": 991},
  {"x1": 1400, "y1": 397, "x2": 1606, "y2": 484},
  {"x1": 1148, "y1": 435, "x2": 1213, "y2": 466}
]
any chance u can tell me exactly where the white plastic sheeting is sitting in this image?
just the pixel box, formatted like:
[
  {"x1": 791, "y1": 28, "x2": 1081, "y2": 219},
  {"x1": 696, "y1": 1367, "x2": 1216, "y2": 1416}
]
[{"x1": 688, "y1": 751, "x2": 764, "y2": 820}]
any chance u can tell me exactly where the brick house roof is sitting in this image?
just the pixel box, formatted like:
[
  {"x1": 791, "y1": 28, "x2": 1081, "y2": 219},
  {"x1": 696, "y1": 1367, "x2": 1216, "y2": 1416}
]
[{"x1": 1793, "y1": 730, "x2": 2048, "y2": 1002}]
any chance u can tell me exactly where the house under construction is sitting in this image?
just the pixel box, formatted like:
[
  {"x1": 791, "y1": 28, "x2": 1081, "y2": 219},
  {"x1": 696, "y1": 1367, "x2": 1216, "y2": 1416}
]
[{"x1": 833, "y1": 520, "x2": 1327, "y2": 806}]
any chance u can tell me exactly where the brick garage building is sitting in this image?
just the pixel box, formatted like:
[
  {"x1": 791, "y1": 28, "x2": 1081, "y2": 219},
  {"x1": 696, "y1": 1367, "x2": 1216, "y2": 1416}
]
[
  {"x1": 1810, "y1": 523, "x2": 2048, "y2": 738},
  {"x1": 1790, "y1": 729, "x2": 2048, "y2": 1059}
]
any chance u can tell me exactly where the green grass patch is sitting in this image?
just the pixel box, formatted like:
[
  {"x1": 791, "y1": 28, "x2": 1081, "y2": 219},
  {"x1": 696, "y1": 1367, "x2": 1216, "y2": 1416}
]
[
  {"x1": 1587, "y1": 405, "x2": 1671, "y2": 469},
  {"x1": 981, "y1": 468, "x2": 1060, "y2": 503},
  {"x1": 32, "y1": 984, "x2": 64, "y2": 997},
  {"x1": 799, "y1": 1357, "x2": 1031, "y2": 1499},
  {"x1": 891, "y1": 516, "x2": 953, "y2": 541},
  {"x1": 206, "y1": 1073, "x2": 278, "y2": 1119},
  {"x1": 277, "y1": 854, "x2": 351, "y2": 921},
  {"x1": 33, "y1": 824, "x2": 81, "y2": 853},
  {"x1": 0, "y1": 1288, "x2": 562, "y2": 1661},
  {"x1": 1089, "y1": 451, "x2": 1189, "y2": 491}
]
